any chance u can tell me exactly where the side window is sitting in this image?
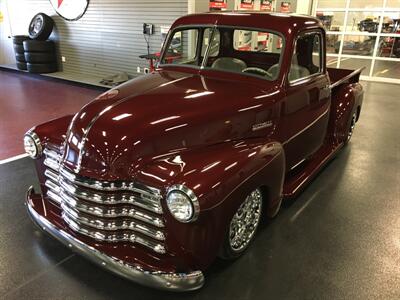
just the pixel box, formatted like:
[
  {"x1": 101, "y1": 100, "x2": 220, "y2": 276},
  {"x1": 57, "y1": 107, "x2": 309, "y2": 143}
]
[
  {"x1": 289, "y1": 32, "x2": 323, "y2": 82},
  {"x1": 201, "y1": 28, "x2": 220, "y2": 57},
  {"x1": 162, "y1": 29, "x2": 199, "y2": 65}
]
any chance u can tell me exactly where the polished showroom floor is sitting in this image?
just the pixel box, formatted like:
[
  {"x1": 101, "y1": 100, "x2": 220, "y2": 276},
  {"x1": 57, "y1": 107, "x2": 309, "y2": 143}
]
[
  {"x1": 0, "y1": 79, "x2": 399, "y2": 299},
  {"x1": 0, "y1": 70, "x2": 103, "y2": 160}
]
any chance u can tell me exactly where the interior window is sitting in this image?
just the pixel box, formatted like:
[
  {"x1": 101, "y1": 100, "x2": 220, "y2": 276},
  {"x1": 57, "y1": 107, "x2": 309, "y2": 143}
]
[
  {"x1": 201, "y1": 28, "x2": 220, "y2": 57},
  {"x1": 233, "y1": 30, "x2": 282, "y2": 54},
  {"x1": 289, "y1": 32, "x2": 322, "y2": 82},
  {"x1": 205, "y1": 28, "x2": 283, "y2": 80},
  {"x1": 161, "y1": 28, "x2": 199, "y2": 65}
]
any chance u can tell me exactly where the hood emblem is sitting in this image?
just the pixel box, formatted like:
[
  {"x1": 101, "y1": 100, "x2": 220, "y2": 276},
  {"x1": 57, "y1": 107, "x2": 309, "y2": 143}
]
[{"x1": 252, "y1": 121, "x2": 273, "y2": 131}]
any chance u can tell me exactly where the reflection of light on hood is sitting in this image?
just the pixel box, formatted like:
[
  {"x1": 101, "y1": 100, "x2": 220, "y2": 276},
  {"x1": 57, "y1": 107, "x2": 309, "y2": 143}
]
[
  {"x1": 201, "y1": 161, "x2": 220, "y2": 173},
  {"x1": 140, "y1": 171, "x2": 166, "y2": 182},
  {"x1": 112, "y1": 113, "x2": 132, "y2": 121},
  {"x1": 238, "y1": 104, "x2": 262, "y2": 112},
  {"x1": 224, "y1": 162, "x2": 237, "y2": 171},
  {"x1": 165, "y1": 123, "x2": 187, "y2": 132},
  {"x1": 150, "y1": 115, "x2": 180, "y2": 125},
  {"x1": 184, "y1": 91, "x2": 214, "y2": 99}
]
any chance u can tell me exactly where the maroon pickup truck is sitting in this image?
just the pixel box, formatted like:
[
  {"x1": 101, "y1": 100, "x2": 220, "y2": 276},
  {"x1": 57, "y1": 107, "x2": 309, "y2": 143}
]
[{"x1": 24, "y1": 12, "x2": 363, "y2": 291}]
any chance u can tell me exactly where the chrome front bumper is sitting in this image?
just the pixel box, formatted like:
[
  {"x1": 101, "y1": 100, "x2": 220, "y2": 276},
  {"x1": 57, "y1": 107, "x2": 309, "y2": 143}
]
[{"x1": 26, "y1": 186, "x2": 205, "y2": 291}]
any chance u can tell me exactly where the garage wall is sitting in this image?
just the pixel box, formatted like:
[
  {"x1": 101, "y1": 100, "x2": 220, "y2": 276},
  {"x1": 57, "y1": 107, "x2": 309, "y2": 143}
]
[{"x1": 4, "y1": 0, "x2": 188, "y2": 81}]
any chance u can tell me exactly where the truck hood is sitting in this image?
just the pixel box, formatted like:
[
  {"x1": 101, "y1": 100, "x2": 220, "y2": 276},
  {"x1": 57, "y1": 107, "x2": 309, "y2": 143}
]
[{"x1": 62, "y1": 69, "x2": 280, "y2": 181}]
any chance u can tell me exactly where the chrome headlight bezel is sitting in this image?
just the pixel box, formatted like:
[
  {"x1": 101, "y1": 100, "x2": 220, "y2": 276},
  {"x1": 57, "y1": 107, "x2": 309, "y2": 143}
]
[
  {"x1": 166, "y1": 184, "x2": 200, "y2": 223},
  {"x1": 23, "y1": 131, "x2": 42, "y2": 159}
]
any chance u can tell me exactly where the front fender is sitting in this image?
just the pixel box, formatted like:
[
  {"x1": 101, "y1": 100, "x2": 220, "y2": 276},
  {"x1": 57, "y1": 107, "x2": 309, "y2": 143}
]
[{"x1": 139, "y1": 139, "x2": 285, "y2": 270}]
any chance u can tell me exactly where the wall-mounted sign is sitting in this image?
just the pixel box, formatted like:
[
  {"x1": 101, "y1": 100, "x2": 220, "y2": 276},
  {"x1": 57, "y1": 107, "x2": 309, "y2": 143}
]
[
  {"x1": 280, "y1": 2, "x2": 291, "y2": 13},
  {"x1": 240, "y1": 0, "x2": 254, "y2": 10},
  {"x1": 260, "y1": 0, "x2": 273, "y2": 11},
  {"x1": 209, "y1": 0, "x2": 227, "y2": 10},
  {"x1": 49, "y1": 0, "x2": 89, "y2": 21}
]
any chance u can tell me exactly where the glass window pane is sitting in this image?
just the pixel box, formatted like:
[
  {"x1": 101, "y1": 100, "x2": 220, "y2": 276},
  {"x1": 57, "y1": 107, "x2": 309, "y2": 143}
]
[
  {"x1": 341, "y1": 35, "x2": 376, "y2": 56},
  {"x1": 385, "y1": 0, "x2": 400, "y2": 8},
  {"x1": 349, "y1": 0, "x2": 384, "y2": 9},
  {"x1": 327, "y1": 55, "x2": 339, "y2": 67},
  {"x1": 290, "y1": 32, "x2": 322, "y2": 81},
  {"x1": 317, "y1": 0, "x2": 347, "y2": 9},
  {"x1": 373, "y1": 60, "x2": 400, "y2": 78},
  {"x1": 207, "y1": 29, "x2": 283, "y2": 81},
  {"x1": 346, "y1": 12, "x2": 381, "y2": 32},
  {"x1": 316, "y1": 12, "x2": 345, "y2": 31},
  {"x1": 326, "y1": 34, "x2": 341, "y2": 54},
  {"x1": 377, "y1": 36, "x2": 400, "y2": 57},
  {"x1": 381, "y1": 14, "x2": 400, "y2": 33},
  {"x1": 162, "y1": 29, "x2": 199, "y2": 66},
  {"x1": 201, "y1": 28, "x2": 220, "y2": 57},
  {"x1": 339, "y1": 57, "x2": 371, "y2": 75},
  {"x1": 233, "y1": 30, "x2": 282, "y2": 54}
]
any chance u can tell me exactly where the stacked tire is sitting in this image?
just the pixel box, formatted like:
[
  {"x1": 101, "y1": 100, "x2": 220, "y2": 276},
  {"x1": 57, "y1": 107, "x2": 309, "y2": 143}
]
[
  {"x1": 12, "y1": 36, "x2": 30, "y2": 70},
  {"x1": 23, "y1": 40, "x2": 57, "y2": 73},
  {"x1": 12, "y1": 13, "x2": 57, "y2": 73}
]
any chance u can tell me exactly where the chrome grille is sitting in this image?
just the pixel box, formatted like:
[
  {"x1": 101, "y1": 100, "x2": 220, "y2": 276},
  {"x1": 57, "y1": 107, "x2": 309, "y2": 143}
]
[{"x1": 43, "y1": 148, "x2": 166, "y2": 254}]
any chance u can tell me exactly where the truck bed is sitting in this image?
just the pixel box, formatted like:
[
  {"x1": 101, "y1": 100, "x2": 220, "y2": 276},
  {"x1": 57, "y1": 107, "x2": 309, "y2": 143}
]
[{"x1": 327, "y1": 67, "x2": 364, "y2": 89}]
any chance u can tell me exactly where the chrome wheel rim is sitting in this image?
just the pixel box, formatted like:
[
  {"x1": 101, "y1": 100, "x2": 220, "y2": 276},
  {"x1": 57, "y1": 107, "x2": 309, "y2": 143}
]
[
  {"x1": 347, "y1": 113, "x2": 357, "y2": 141},
  {"x1": 229, "y1": 189, "x2": 262, "y2": 252}
]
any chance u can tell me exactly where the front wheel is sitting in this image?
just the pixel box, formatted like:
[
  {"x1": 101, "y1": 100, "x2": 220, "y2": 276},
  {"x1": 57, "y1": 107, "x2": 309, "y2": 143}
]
[{"x1": 219, "y1": 188, "x2": 263, "y2": 259}]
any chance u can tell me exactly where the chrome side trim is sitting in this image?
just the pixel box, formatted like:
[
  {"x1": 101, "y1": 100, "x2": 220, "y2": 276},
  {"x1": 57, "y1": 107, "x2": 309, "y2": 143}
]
[
  {"x1": 290, "y1": 158, "x2": 306, "y2": 170},
  {"x1": 282, "y1": 108, "x2": 330, "y2": 146},
  {"x1": 26, "y1": 188, "x2": 204, "y2": 291}
]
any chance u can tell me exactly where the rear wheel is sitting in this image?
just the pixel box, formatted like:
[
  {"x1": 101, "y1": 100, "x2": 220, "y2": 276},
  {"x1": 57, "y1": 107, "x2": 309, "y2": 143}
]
[
  {"x1": 219, "y1": 188, "x2": 263, "y2": 259},
  {"x1": 346, "y1": 112, "x2": 357, "y2": 143}
]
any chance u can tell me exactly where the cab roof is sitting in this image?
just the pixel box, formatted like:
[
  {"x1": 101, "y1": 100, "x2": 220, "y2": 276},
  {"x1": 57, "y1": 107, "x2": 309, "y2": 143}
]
[{"x1": 172, "y1": 11, "x2": 324, "y2": 37}]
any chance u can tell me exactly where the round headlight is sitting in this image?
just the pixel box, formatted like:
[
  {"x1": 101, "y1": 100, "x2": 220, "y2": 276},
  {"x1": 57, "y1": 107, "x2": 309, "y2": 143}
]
[
  {"x1": 166, "y1": 185, "x2": 200, "y2": 223},
  {"x1": 23, "y1": 131, "x2": 42, "y2": 159}
]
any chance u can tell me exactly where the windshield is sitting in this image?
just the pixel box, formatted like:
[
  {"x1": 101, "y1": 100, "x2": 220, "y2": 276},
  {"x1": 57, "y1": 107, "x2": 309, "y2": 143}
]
[{"x1": 160, "y1": 26, "x2": 284, "y2": 81}]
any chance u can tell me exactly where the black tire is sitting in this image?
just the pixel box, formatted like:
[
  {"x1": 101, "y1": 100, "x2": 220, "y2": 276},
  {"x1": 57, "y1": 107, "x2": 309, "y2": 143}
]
[
  {"x1": 344, "y1": 112, "x2": 357, "y2": 144},
  {"x1": 27, "y1": 62, "x2": 57, "y2": 73},
  {"x1": 23, "y1": 40, "x2": 55, "y2": 52},
  {"x1": 13, "y1": 43, "x2": 25, "y2": 54},
  {"x1": 219, "y1": 188, "x2": 263, "y2": 260},
  {"x1": 24, "y1": 52, "x2": 56, "y2": 63},
  {"x1": 12, "y1": 35, "x2": 30, "y2": 45},
  {"x1": 16, "y1": 62, "x2": 27, "y2": 71},
  {"x1": 29, "y1": 13, "x2": 54, "y2": 40},
  {"x1": 15, "y1": 53, "x2": 26, "y2": 62}
]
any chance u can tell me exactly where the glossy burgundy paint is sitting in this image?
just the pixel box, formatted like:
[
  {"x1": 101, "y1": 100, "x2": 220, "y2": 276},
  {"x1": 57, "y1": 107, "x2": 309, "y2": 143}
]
[{"x1": 26, "y1": 13, "x2": 364, "y2": 278}]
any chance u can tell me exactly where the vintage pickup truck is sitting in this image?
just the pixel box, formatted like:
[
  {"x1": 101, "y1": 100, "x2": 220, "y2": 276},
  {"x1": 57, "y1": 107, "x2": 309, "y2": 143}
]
[{"x1": 24, "y1": 12, "x2": 363, "y2": 291}]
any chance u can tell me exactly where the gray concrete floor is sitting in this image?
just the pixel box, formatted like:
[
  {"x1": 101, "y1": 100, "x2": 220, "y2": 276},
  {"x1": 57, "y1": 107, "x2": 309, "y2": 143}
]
[{"x1": 0, "y1": 81, "x2": 399, "y2": 299}]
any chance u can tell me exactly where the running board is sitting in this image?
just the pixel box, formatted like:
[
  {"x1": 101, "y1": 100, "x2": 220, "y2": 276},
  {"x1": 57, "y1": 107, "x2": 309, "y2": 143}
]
[{"x1": 282, "y1": 142, "x2": 343, "y2": 198}]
